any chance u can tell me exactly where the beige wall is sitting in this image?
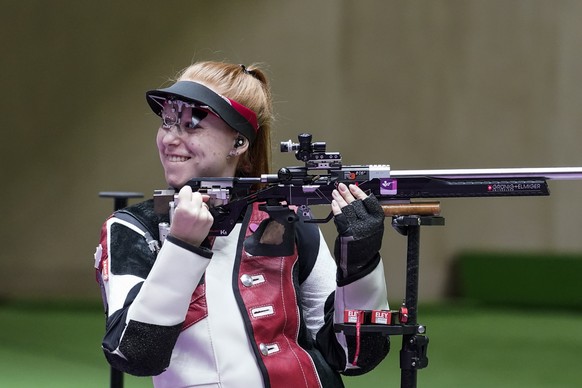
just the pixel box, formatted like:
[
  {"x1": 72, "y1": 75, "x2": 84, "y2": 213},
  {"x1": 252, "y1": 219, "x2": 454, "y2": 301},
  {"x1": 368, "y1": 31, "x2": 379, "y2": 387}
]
[{"x1": 2, "y1": 0, "x2": 582, "y2": 302}]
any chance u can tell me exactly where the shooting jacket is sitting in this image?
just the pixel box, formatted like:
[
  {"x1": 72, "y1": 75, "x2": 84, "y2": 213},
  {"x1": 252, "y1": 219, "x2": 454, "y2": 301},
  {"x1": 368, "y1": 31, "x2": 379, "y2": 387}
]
[{"x1": 95, "y1": 200, "x2": 390, "y2": 388}]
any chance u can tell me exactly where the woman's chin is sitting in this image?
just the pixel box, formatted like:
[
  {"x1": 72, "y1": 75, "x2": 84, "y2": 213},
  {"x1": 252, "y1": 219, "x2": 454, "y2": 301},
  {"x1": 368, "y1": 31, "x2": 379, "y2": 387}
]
[{"x1": 165, "y1": 175, "x2": 190, "y2": 189}]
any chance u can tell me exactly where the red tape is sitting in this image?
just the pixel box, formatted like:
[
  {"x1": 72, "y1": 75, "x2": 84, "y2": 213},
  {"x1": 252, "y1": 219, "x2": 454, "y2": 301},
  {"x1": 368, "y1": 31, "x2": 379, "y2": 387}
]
[{"x1": 344, "y1": 310, "x2": 365, "y2": 366}]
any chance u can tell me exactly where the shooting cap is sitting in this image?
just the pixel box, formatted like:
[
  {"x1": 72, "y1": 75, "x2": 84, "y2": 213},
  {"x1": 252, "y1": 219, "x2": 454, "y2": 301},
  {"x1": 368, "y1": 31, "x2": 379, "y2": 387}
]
[{"x1": 146, "y1": 81, "x2": 259, "y2": 144}]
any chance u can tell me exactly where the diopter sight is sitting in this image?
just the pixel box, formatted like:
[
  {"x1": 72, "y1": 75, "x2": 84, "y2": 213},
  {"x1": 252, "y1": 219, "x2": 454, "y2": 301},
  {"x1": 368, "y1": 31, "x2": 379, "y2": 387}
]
[{"x1": 280, "y1": 133, "x2": 341, "y2": 169}]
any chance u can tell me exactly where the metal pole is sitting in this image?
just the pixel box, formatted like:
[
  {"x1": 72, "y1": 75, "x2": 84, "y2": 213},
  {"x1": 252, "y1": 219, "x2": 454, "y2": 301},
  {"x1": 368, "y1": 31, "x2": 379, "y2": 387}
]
[
  {"x1": 400, "y1": 221, "x2": 420, "y2": 388},
  {"x1": 390, "y1": 166, "x2": 582, "y2": 180}
]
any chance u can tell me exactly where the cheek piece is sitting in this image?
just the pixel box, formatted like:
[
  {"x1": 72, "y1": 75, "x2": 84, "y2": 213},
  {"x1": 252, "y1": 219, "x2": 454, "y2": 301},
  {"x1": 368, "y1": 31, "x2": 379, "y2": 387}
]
[{"x1": 146, "y1": 81, "x2": 259, "y2": 144}]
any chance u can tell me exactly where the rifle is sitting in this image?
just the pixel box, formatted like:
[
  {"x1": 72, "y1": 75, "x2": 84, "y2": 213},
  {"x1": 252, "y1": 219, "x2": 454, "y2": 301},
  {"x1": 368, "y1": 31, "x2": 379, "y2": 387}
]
[
  {"x1": 153, "y1": 133, "x2": 582, "y2": 236},
  {"x1": 150, "y1": 133, "x2": 582, "y2": 388}
]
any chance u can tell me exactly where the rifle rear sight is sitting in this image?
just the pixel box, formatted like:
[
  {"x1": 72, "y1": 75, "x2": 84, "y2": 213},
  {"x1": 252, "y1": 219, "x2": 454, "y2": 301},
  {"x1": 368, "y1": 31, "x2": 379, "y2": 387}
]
[{"x1": 280, "y1": 133, "x2": 342, "y2": 170}]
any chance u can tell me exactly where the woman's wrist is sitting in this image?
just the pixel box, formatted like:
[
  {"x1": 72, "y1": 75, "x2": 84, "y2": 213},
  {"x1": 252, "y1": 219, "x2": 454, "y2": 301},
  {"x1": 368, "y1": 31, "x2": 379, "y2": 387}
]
[{"x1": 166, "y1": 234, "x2": 213, "y2": 259}]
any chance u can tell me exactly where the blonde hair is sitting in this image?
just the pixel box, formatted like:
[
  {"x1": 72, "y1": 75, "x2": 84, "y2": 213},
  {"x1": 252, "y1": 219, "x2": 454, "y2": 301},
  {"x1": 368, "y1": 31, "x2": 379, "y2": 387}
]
[{"x1": 176, "y1": 61, "x2": 273, "y2": 177}]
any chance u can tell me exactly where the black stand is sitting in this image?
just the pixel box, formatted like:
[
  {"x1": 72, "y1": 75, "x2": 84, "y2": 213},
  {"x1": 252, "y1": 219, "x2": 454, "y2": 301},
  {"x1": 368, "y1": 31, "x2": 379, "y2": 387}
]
[
  {"x1": 335, "y1": 214, "x2": 444, "y2": 388},
  {"x1": 99, "y1": 191, "x2": 144, "y2": 388},
  {"x1": 394, "y1": 215, "x2": 443, "y2": 388}
]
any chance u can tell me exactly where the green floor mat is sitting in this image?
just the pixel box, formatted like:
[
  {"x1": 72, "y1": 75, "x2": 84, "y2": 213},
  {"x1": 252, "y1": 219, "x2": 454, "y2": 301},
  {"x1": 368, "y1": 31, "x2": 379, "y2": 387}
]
[{"x1": 1, "y1": 301, "x2": 580, "y2": 387}]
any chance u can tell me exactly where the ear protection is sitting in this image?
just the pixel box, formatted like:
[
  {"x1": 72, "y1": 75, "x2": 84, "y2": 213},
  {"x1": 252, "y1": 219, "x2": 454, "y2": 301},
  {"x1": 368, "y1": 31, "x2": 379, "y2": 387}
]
[{"x1": 234, "y1": 137, "x2": 246, "y2": 148}]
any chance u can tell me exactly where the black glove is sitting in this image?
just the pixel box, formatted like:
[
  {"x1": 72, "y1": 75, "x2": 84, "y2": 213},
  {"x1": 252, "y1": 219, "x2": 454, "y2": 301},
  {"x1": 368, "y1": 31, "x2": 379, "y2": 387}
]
[{"x1": 333, "y1": 194, "x2": 385, "y2": 285}]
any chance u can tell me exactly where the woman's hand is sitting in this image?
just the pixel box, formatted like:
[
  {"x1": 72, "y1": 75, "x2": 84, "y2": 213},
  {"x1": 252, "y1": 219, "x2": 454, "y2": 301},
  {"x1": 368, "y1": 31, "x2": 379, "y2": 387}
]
[
  {"x1": 169, "y1": 185, "x2": 214, "y2": 247},
  {"x1": 331, "y1": 182, "x2": 367, "y2": 215},
  {"x1": 331, "y1": 183, "x2": 386, "y2": 284}
]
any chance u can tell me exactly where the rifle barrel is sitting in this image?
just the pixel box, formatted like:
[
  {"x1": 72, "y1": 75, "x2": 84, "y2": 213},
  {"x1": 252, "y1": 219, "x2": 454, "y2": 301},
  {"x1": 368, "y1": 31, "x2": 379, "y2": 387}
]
[{"x1": 390, "y1": 167, "x2": 582, "y2": 180}]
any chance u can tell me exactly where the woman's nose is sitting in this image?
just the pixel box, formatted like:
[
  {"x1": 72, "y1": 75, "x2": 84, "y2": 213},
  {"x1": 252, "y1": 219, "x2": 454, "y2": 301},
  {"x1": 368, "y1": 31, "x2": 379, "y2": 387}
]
[{"x1": 161, "y1": 125, "x2": 184, "y2": 144}]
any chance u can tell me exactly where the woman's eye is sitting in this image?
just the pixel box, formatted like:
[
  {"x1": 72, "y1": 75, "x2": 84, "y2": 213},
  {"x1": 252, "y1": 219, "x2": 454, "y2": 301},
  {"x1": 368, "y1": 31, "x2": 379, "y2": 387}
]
[
  {"x1": 161, "y1": 114, "x2": 178, "y2": 129},
  {"x1": 185, "y1": 119, "x2": 202, "y2": 130}
]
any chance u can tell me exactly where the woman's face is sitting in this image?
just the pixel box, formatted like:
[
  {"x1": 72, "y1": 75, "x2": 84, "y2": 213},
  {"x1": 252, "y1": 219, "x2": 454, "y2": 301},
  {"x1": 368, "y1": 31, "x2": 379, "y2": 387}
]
[{"x1": 156, "y1": 101, "x2": 239, "y2": 188}]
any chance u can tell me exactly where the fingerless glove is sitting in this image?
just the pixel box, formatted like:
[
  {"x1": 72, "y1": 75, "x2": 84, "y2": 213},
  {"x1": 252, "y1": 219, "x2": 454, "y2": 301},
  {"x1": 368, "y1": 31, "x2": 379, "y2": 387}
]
[{"x1": 333, "y1": 195, "x2": 385, "y2": 286}]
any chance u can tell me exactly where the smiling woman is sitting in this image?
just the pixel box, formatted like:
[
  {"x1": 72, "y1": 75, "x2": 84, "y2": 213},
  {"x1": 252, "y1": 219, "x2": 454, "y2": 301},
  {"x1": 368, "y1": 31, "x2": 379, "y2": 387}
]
[
  {"x1": 155, "y1": 100, "x2": 246, "y2": 186},
  {"x1": 145, "y1": 66, "x2": 271, "y2": 187},
  {"x1": 94, "y1": 60, "x2": 391, "y2": 388}
]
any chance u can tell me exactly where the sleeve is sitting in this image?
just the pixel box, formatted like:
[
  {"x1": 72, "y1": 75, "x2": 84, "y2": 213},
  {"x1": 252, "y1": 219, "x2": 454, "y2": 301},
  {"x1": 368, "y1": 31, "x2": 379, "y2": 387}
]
[
  {"x1": 297, "y1": 224, "x2": 390, "y2": 376},
  {"x1": 96, "y1": 215, "x2": 212, "y2": 376}
]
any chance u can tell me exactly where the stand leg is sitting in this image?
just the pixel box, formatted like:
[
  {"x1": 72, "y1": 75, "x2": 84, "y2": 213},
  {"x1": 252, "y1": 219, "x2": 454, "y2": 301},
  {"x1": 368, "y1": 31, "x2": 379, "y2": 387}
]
[
  {"x1": 400, "y1": 224, "x2": 420, "y2": 388},
  {"x1": 404, "y1": 224, "x2": 420, "y2": 324},
  {"x1": 111, "y1": 369, "x2": 124, "y2": 388}
]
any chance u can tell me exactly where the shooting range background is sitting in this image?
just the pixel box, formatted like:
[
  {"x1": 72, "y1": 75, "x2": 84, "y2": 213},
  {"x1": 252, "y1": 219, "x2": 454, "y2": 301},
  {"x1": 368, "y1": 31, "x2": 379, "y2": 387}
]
[{"x1": 2, "y1": 0, "x2": 582, "y2": 303}]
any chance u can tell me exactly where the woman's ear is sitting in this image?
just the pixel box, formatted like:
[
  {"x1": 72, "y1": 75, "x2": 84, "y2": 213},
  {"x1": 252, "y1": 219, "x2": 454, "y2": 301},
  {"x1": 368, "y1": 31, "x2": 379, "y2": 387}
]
[{"x1": 233, "y1": 136, "x2": 253, "y2": 175}]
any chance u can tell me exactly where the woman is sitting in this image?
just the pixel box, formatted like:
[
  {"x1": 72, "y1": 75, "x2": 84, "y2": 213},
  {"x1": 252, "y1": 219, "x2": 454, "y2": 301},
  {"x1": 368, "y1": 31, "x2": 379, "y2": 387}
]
[{"x1": 95, "y1": 61, "x2": 390, "y2": 387}]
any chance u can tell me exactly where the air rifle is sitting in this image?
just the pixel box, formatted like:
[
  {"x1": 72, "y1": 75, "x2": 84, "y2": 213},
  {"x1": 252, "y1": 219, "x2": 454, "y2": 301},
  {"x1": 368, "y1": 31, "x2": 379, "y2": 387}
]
[
  {"x1": 149, "y1": 133, "x2": 582, "y2": 388},
  {"x1": 154, "y1": 133, "x2": 582, "y2": 236}
]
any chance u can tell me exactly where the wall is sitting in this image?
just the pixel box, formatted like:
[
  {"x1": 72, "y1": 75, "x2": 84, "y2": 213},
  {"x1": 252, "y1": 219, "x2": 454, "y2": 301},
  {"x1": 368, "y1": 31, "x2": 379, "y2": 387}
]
[{"x1": 2, "y1": 0, "x2": 582, "y2": 302}]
